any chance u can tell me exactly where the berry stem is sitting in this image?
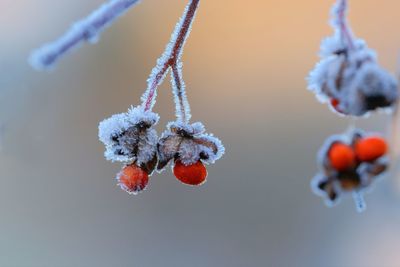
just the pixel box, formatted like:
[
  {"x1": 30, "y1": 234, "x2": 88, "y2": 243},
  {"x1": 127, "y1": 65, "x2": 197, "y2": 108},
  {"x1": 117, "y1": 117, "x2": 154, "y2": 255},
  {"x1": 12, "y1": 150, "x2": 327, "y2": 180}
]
[
  {"x1": 334, "y1": 0, "x2": 355, "y2": 51},
  {"x1": 171, "y1": 63, "x2": 191, "y2": 123},
  {"x1": 30, "y1": 0, "x2": 141, "y2": 70},
  {"x1": 352, "y1": 191, "x2": 366, "y2": 213},
  {"x1": 141, "y1": 0, "x2": 200, "y2": 112}
]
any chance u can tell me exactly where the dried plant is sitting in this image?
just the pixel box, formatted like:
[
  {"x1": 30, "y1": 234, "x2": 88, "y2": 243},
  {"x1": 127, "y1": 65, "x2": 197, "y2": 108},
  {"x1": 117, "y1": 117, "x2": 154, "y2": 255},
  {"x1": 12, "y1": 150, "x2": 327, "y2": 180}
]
[
  {"x1": 308, "y1": 0, "x2": 398, "y2": 116},
  {"x1": 97, "y1": 0, "x2": 224, "y2": 194},
  {"x1": 312, "y1": 129, "x2": 388, "y2": 212},
  {"x1": 309, "y1": 0, "x2": 399, "y2": 212}
]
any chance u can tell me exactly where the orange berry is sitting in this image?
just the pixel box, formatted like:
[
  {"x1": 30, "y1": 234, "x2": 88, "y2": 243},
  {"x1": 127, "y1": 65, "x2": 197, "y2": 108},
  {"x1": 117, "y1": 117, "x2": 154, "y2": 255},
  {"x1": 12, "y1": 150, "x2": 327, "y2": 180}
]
[
  {"x1": 173, "y1": 160, "x2": 208, "y2": 186},
  {"x1": 328, "y1": 143, "x2": 356, "y2": 171},
  {"x1": 117, "y1": 164, "x2": 149, "y2": 194},
  {"x1": 355, "y1": 136, "x2": 387, "y2": 162}
]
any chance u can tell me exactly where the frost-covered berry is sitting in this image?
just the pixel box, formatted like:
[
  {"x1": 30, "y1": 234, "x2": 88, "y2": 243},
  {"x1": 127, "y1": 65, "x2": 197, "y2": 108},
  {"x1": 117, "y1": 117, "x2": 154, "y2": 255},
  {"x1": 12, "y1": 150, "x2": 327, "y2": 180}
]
[
  {"x1": 116, "y1": 164, "x2": 149, "y2": 194},
  {"x1": 312, "y1": 129, "x2": 388, "y2": 211},
  {"x1": 355, "y1": 136, "x2": 387, "y2": 162},
  {"x1": 157, "y1": 122, "x2": 224, "y2": 179},
  {"x1": 308, "y1": 0, "x2": 398, "y2": 116},
  {"x1": 98, "y1": 106, "x2": 159, "y2": 174},
  {"x1": 173, "y1": 160, "x2": 207, "y2": 186},
  {"x1": 328, "y1": 142, "x2": 356, "y2": 171}
]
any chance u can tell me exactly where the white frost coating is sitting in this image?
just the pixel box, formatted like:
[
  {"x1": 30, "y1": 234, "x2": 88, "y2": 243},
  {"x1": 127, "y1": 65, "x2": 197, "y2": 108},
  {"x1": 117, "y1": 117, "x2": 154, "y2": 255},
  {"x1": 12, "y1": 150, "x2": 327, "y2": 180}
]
[
  {"x1": 157, "y1": 121, "x2": 224, "y2": 170},
  {"x1": 171, "y1": 62, "x2": 191, "y2": 123},
  {"x1": 307, "y1": 0, "x2": 398, "y2": 116},
  {"x1": 140, "y1": 0, "x2": 198, "y2": 111},
  {"x1": 352, "y1": 191, "x2": 366, "y2": 213},
  {"x1": 30, "y1": 0, "x2": 140, "y2": 70},
  {"x1": 98, "y1": 106, "x2": 159, "y2": 164}
]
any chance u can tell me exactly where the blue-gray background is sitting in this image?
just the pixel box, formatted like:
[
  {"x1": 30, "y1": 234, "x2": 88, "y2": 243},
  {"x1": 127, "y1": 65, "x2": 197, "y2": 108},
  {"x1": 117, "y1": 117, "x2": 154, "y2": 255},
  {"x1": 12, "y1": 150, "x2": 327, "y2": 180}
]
[{"x1": 1, "y1": 0, "x2": 400, "y2": 266}]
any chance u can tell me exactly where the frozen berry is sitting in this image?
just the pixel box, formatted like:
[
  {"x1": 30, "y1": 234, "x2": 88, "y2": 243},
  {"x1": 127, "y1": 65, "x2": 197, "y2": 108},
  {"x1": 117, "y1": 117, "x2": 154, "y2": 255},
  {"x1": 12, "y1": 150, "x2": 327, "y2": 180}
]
[
  {"x1": 328, "y1": 143, "x2": 356, "y2": 171},
  {"x1": 173, "y1": 160, "x2": 208, "y2": 186},
  {"x1": 117, "y1": 164, "x2": 149, "y2": 194},
  {"x1": 355, "y1": 136, "x2": 387, "y2": 162}
]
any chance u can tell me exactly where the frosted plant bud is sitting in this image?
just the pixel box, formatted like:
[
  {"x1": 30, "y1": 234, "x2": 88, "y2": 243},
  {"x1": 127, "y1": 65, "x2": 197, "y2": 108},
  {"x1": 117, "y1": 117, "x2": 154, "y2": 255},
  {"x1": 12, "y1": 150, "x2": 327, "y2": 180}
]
[
  {"x1": 308, "y1": 1, "x2": 398, "y2": 116},
  {"x1": 157, "y1": 121, "x2": 224, "y2": 171},
  {"x1": 98, "y1": 106, "x2": 159, "y2": 174},
  {"x1": 311, "y1": 129, "x2": 388, "y2": 211}
]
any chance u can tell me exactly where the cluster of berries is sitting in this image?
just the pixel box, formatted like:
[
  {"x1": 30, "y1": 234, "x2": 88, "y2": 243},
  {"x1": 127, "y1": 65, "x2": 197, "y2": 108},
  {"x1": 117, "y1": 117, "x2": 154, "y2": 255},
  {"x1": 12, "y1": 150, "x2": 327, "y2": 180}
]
[
  {"x1": 99, "y1": 109, "x2": 224, "y2": 194},
  {"x1": 308, "y1": 0, "x2": 398, "y2": 211},
  {"x1": 313, "y1": 131, "x2": 388, "y2": 207},
  {"x1": 98, "y1": 0, "x2": 224, "y2": 195}
]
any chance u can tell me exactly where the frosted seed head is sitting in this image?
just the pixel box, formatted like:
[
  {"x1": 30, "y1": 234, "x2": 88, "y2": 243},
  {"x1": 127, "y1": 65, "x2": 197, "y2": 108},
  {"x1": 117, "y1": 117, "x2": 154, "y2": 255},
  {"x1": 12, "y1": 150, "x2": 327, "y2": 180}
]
[
  {"x1": 157, "y1": 121, "x2": 224, "y2": 171},
  {"x1": 308, "y1": 43, "x2": 398, "y2": 116},
  {"x1": 98, "y1": 107, "x2": 159, "y2": 171}
]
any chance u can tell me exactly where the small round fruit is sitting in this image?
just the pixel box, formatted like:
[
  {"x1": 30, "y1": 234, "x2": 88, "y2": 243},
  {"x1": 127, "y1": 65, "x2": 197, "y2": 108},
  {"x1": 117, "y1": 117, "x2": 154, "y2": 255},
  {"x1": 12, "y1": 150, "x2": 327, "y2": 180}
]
[
  {"x1": 173, "y1": 160, "x2": 208, "y2": 186},
  {"x1": 330, "y1": 98, "x2": 343, "y2": 113},
  {"x1": 328, "y1": 143, "x2": 356, "y2": 171},
  {"x1": 117, "y1": 164, "x2": 149, "y2": 194},
  {"x1": 355, "y1": 136, "x2": 387, "y2": 162}
]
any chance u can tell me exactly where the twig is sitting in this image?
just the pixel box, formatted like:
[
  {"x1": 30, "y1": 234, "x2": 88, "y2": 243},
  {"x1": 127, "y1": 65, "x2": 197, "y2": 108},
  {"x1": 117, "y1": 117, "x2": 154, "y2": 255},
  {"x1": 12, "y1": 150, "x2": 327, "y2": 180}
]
[
  {"x1": 30, "y1": 0, "x2": 141, "y2": 70},
  {"x1": 141, "y1": 0, "x2": 200, "y2": 114},
  {"x1": 333, "y1": 0, "x2": 355, "y2": 50}
]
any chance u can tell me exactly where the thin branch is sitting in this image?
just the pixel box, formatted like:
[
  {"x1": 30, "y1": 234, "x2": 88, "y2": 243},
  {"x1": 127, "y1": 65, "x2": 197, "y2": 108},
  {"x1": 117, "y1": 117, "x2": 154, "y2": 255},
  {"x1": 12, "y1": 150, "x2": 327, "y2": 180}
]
[
  {"x1": 171, "y1": 63, "x2": 191, "y2": 123},
  {"x1": 141, "y1": 0, "x2": 200, "y2": 112},
  {"x1": 333, "y1": 0, "x2": 355, "y2": 50},
  {"x1": 29, "y1": 0, "x2": 141, "y2": 70}
]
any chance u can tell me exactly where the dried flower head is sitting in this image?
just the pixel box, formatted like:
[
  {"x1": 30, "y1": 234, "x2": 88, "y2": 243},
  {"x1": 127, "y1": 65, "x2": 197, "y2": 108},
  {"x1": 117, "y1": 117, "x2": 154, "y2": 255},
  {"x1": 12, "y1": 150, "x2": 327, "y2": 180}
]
[
  {"x1": 98, "y1": 107, "x2": 159, "y2": 174},
  {"x1": 308, "y1": 0, "x2": 398, "y2": 116},
  {"x1": 312, "y1": 129, "x2": 389, "y2": 212},
  {"x1": 157, "y1": 122, "x2": 224, "y2": 171}
]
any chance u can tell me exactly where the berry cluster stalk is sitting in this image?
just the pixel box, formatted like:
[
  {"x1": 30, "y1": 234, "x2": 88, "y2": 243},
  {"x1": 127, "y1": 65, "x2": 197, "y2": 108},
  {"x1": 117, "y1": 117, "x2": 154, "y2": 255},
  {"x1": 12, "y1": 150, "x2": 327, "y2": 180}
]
[
  {"x1": 141, "y1": 0, "x2": 199, "y2": 124},
  {"x1": 334, "y1": 0, "x2": 355, "y2": 50}
]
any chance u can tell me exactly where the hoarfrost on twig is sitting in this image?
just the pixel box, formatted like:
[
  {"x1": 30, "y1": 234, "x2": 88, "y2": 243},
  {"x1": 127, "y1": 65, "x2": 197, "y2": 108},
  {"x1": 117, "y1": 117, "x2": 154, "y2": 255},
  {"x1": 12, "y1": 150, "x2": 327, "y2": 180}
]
[{"x1": 30, "y1": 0, "x2": 141, "y2": 70}]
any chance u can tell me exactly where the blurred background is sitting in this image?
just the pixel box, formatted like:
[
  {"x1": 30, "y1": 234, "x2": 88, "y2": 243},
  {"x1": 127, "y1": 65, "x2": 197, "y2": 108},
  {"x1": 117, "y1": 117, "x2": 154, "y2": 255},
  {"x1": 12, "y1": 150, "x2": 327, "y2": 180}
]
[{"x1": 1, "y1": 0, "x2": 400, "y2": 266}]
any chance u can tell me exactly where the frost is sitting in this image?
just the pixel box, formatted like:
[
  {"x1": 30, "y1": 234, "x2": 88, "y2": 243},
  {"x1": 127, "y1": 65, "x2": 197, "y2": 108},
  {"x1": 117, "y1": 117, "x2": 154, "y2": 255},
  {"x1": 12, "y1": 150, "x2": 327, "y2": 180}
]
[
  {"x1": 98, "y1": 106, "x2": 159, "y2": 173},
  {"x1": 171, "y1": 63, "x2": 191, "y2": 123},
  {"x1": 307, "y1": 0, "x2": 398, "y2": 116},
  {"x1": 30, "y1": 0, "x2": 141, "y2": 70},
  {"x1": 157, "y1": 121, "x2": 225, "y2": 170},
  {"x1": 312, "y1": 129, "x2": 388, "y2": 211}
]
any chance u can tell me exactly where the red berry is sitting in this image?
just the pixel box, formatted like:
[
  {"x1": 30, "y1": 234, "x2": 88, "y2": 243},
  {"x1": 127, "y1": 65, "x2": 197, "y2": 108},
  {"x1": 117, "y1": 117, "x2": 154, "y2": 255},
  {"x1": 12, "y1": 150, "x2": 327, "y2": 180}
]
[
  {"x1": 355, "y1": 136, "x2": 387, "y2": 162},
  {"x1": 173, "y1": 160, "x2": 208, "y2": 186},
  {"x1": 117, "y1": 164, "x2": 149, "y2": 194},
  {"x1": 328, "y1": 143, "x2": 356, "y2": 171},
  {"x1": 330, "y1": 98, "x2": 343, "y2": 113}
]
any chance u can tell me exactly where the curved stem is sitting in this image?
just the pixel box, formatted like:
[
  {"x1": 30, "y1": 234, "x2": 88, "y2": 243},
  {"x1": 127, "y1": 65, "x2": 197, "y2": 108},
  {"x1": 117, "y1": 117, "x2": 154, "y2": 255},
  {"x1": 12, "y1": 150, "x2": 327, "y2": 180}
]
[
  {"x1": 335, "y1": 0, "x2": 355, "y2": 50},
  {"x1": 171, "y1": 63, "x2": 191, "y2": 123},
  {"x1": 142, "y1": 0, "x2": 200, "y2": 112}
]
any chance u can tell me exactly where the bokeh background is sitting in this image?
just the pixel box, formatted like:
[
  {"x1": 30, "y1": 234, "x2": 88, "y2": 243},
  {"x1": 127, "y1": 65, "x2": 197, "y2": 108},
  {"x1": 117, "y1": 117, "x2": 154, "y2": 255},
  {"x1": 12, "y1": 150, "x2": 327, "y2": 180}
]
[{"x1": 1, "y1": 0, "x2": 400, "y2": 266}]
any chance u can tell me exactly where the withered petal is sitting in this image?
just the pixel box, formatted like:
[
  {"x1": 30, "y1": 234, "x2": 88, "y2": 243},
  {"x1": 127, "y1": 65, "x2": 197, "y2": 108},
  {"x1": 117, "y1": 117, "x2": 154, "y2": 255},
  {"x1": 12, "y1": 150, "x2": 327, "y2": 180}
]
[
  {"x1": 157, "y1": 135, "x2": 183, "y2": 170},
  {"x1": 193, "y1": 137, "x2": 219, "y2": 154}
]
